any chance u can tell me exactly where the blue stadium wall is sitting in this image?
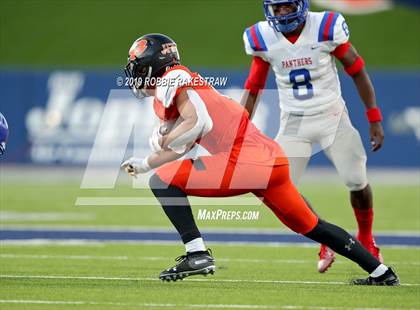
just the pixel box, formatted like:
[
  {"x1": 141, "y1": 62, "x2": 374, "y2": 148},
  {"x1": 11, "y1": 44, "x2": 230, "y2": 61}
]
[{"x1": 0, "y1": 69, "x2": 419, "y2": 168}]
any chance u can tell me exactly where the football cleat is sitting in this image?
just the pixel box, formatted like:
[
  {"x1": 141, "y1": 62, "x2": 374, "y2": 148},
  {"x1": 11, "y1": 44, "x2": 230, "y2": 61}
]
[
  {"x1": 317, "y1": 245, "x2": 336, "y2": 273},
  {"x1": 159, "y1": 249, "x2": 215, "y2": 282},
  {"x1": 352, "y1": 267, "x2": 400, "y2": 286}
]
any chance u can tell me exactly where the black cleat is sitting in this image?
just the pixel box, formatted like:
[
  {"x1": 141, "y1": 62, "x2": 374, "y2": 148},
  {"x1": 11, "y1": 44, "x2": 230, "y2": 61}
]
[
  {"x1": 159, "y1": 249, "x2": 215, "y2": 282},
  {"x1": 352, "y1": 267, "x2": 400, "y2": 286}
]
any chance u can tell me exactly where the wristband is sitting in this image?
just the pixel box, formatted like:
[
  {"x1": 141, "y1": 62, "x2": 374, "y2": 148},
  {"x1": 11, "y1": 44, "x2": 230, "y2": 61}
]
[
  {"x1": 345, "y1": 56, "x2": 365, "y2": 76},
  {"x1": 366, "y1": 107, "x2": 382, "y2": 123},
  {"x1": 141, "y1": 156, "x2": 152, "y2": 173}
]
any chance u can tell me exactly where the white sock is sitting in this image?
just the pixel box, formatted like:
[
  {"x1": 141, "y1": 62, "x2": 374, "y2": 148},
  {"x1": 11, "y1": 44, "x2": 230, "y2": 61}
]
[
  {"x1": 370, "y1": 264, "x2": 388, "y2": 278},
  {"x1": 185, "y1": 237, "x2": 206, "y2": 253}
]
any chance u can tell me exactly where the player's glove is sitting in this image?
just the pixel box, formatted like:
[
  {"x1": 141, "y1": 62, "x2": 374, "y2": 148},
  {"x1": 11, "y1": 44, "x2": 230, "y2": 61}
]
[
  {"x1": 121, "y1": 157, "x2": 151, "y2": 177},
  {"x1": 149, "y1": 126, "x2": 163, "y2": 153}
]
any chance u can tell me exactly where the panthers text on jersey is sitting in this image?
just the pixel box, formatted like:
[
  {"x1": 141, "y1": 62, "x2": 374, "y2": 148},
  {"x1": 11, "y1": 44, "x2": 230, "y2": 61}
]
[{"x1": 244, "y1": 11, "x2": 350, "y2": 114}]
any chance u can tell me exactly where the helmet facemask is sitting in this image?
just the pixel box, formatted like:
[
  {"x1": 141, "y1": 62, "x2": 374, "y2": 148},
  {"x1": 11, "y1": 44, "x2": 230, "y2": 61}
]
[
  {"x1": 124, "y1": 60, "x2": 153, "y2": 99},
  {"x1": 264, "y1": 0, "x2": 309, "y2": 33}
]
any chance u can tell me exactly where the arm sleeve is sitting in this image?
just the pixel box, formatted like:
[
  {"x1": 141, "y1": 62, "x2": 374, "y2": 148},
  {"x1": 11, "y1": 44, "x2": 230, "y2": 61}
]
[
  {"x1": 332, "y1": 41, "x2": 351, "y2": 59},
  {"x1": 244, "y1": 56, "x2": 270, "y2": 95}
]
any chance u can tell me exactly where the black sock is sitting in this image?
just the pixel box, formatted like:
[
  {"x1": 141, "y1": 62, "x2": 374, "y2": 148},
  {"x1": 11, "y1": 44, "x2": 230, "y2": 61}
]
[
  {"x1": 149, "y1": 174, "x2": 201, "y2": 244},
  {"x1": 305, "y1": 219, "x2": 380, "y2": 273}
]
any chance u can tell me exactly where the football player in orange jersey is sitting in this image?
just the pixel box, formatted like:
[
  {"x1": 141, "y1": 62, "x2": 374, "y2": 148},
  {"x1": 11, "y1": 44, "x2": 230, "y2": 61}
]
[{"x1": 121, "y1": 33, "x2": 398, "y2": 285}]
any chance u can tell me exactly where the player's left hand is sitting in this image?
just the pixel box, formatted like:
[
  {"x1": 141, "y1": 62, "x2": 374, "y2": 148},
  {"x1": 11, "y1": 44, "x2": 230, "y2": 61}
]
[
  {"x1": 121, "y1": 157, "x2": 151, "y2": 178},
  {"x1": 149, "y1": 127, "x2": 163, "y2": 153},
  {"x1": 369, "y1": 122, "x2": 384, "y2": 152}
]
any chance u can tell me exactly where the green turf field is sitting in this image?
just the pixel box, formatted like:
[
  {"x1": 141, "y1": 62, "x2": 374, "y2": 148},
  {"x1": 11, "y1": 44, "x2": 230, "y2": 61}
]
[
  {"x1": 1, "y1": 175, "x2": 419, "y2": 309},
  {"x1": 1, "y1": 0, "x2": 419, "y2": 68},
  {"x1": 1, "y1": 180, "x2": 419, "y2": 231},
  {"x1": 0, "y1": 243, "x2": 419, "y2": 309}
]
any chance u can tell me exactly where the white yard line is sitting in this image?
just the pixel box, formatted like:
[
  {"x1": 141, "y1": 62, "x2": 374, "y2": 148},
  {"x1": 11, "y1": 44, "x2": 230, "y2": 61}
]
[
  {"x1": 0, "y1": 300, "x2": 272, "y2": 309},
  {"x1": 0, "y1": 253, "x2": 130, "y2": 261},
  {"x1": 0, "y1": 239, "x2": 107, "y2": 246},
  {"x1": 0, "y1": 211, "x2": 95, "y2": 222},
  {"x1": 1, "y1": 274, "x2": 419, "y2": 286},
  {"x1": 75, "y1": 196, "x2": 262, "y2": 206},
  {"x1": 0, "y1": 300, "x2": 417, "y2": 310},
  {"x1": 1, "y1": 239, "x2": 418, "y2": 249},
  {"x1": 1, "y1": 225, "x2": 419, "y2": 236},
  {"x1": 1, "y1": 253, "x2": 420, "y2": 266}
]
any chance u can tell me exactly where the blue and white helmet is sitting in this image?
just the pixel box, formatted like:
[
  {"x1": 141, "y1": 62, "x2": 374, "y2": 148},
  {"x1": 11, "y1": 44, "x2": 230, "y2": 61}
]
[
  {"x1": 264, "y1": 0, "x2": 309, "y2": 33},
  {"x1": 0, "y1": 112, "x2": 9, "y2": 155}
]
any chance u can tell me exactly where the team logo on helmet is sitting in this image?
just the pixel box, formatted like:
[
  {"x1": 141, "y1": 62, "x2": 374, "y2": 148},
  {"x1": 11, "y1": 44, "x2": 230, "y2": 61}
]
[
  {"x1": 161, "y1": 43, "x2": 178, "y2": 55},
  {"x1": 129, "y1": 39, "x2": 148, "y2": 60}
]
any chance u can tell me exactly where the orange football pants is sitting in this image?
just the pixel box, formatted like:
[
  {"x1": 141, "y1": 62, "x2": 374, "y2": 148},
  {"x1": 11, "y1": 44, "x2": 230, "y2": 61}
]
[{"x1": 156, "y1": 155, "x2": 318, "y2": 235}]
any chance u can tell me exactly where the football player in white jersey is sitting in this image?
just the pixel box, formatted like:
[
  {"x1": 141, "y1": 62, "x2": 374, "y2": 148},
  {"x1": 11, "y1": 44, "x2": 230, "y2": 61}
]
[
  {"x1": 241, "y1": 0, "x2": 385, "y2": 273},
  {"x1": 0, "y1": 112, "x2": 8, "y2": 156}
]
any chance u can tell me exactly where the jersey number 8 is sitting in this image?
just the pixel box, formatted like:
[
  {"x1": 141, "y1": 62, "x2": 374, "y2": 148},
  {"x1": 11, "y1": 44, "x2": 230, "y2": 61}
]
[{"x1": 289, "y1": 69, "x2": 314, "y2": 100}]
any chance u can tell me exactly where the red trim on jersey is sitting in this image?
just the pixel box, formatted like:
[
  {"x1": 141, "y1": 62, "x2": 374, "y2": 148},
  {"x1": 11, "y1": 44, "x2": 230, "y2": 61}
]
[
  {"x1": 244, "y1": 56, "x2": 270, "y2": 95},
  {"x1": 250, "y1": 26, "x2": 263, "y2": 51},
  {"x1": 366, "y1": 107, "x2": 383, "y2": 123},
  {"x1": 332, "y1": 41, "x2": 351, "y2": 59},
  {"x1": 345, "y1": 56, "x2": 365, "y2": 76},
  {"x1": 286, "y1": 35, "x2": 299, "y2": 44},
  {"x1": 323, "y1": 12, "x2": 335, "y2": 42}
]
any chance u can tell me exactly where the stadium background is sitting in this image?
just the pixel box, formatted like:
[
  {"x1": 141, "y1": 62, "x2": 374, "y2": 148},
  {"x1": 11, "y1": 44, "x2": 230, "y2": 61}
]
[{"x1": 0, "y1": 1, "x2": 419, "y2": 309}]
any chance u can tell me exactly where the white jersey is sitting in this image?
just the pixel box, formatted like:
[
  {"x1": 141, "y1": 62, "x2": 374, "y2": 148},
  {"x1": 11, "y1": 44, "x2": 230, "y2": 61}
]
[{"x1": 243, "y1": 11, "x2": 350, "y2": 114}]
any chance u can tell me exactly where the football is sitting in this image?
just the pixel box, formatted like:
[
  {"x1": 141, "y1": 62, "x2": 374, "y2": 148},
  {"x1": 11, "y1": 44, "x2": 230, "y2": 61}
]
[{"x1": 159, "y1": 120, "x2": 177, "y2": 136}]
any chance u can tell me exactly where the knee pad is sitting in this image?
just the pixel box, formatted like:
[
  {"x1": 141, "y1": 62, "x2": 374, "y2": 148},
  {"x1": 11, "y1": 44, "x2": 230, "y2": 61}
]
[
  {"x1": 341, "y1": 156, "x2": 368, "y2": 191},
  {"x1": 346, "y1": 181, "x2": 368, "y2": 192},
  {"x1": 344, "y1": 171, "x2": 368, "y2": 191}
]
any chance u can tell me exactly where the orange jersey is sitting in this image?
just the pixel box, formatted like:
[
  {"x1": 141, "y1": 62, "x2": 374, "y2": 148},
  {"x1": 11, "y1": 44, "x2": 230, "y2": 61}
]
[{"x1": 153, "y1": 65, "x2": 288, "y2": 166}]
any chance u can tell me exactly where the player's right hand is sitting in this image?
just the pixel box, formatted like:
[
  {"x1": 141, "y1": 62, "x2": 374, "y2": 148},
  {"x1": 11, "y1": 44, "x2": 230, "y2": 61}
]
[
  {"x1": 369, "y1": 122, "x2": 384, "y2": 152},
  {"x1": 121, "y1": 157, "x2": 151, "y2": 177}
]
